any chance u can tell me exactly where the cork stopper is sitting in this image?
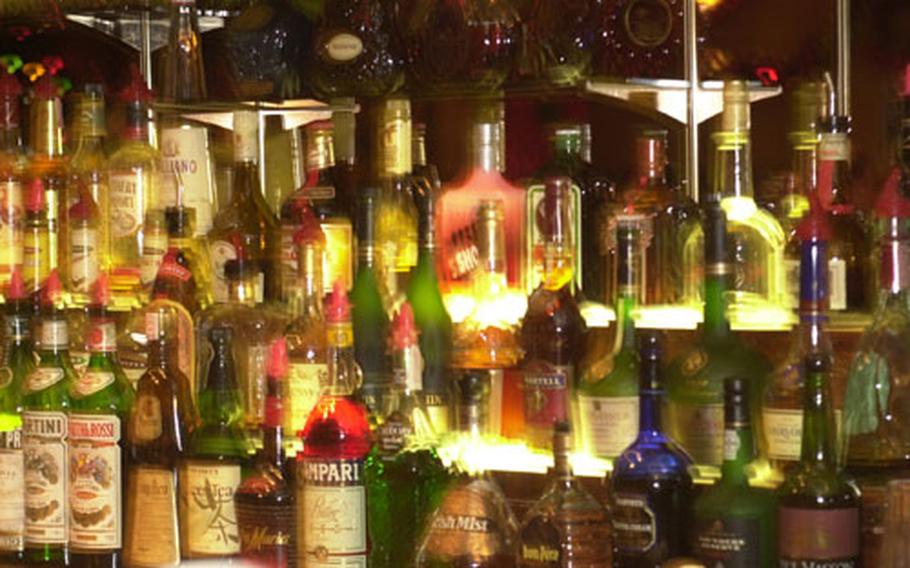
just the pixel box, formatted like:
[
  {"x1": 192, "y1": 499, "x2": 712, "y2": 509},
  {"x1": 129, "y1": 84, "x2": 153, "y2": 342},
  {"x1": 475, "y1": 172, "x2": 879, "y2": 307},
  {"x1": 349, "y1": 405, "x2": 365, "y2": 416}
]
[{"x1": 721, "y1": 80, "x2": 751, "y2": 132}]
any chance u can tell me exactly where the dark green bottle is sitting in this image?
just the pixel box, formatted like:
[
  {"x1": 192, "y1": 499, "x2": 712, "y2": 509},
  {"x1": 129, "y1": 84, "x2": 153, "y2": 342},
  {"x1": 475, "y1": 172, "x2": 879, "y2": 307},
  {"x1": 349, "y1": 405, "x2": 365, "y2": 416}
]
[
  {"x1": 67, "y1": 274, "x2": 134, "y2": 567},
  {"x1": 777, "y1": 354, "x2": 861, "y2": 565},
  {"x1": 179, "y1": 325, "x2": 248, "y2": 561},
  {"x1": 22, "y1": 271, "x2": 75, "y2": 566},
  {"x1": 693, "y1": 377, "x2": 776, "y2": 567}
]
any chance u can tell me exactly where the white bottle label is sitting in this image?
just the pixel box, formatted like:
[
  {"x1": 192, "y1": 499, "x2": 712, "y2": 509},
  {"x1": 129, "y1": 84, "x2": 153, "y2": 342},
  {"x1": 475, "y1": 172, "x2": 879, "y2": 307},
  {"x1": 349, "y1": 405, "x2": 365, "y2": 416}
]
[
  {"x1": 299, "y1": 458, "x2": 367, "y2": 566},
  {"x1": 22, "y1": 411, "x2": 68, "y2": 545},
  {"x1": 68, "y1": 414, "x2": 121, "y2": 549},
  {"x1": 286, "y1": 362, "x2": 327, "y2": 436},
  {"x1": 829, "y1": 257, "x2": 847, "y2": 311},
  {"x1": 763, "y1": 407, "x2": 803, "y2": 462},
  {"x1": 140, "y1": 230, "x2": 168, "y2": 286},
  {"x1": 161, "y1": 126, "x2": 215, "y2": 235},
  {"x1": 0, "y1": 180, "x2": 24, "y2": 269},
  {"x1": 326, "y1": 33, "x2": 364, "y2": 62},
  {"x1": 182, "y1": 461, "x2": 241, "y2": 556},
  {"x1": 578, "y1": 395, "x2": 639, "y2": 458},
  {"x1": 126, "y1": 467, "x2": 179, "y2": 566},
  {"x1": 109, "y1": 172, "x2": 144, "y2": 238},
  {"x1": 69, "y1": 226, "x2": 99, "y2": 293},
  {"x1": 0, "y1": 429, "x2": 24, "y2": 552}
]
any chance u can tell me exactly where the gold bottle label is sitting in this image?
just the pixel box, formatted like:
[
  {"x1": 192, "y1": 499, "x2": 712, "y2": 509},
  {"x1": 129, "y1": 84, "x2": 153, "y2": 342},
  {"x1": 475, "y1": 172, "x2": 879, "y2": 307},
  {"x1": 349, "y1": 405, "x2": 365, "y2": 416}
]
[
  {"x1": 23, "y1": 227, "x2": 49, "y2": 294},
  {"x1": 0, "y1": 429, "x2": 24, "y2": 552},
  {"x1": 161, "y1": 126, "x2": 215, "y2": 235},
  {"x1": 286, "y1": 362, "x2": 328, "y2": 436},
  {"x1": 69, "y1": 225, "x2": 99, "y2": 294},
  {"x1": 578, "y1": 395, "x2": 639, "y2": 458},
  {"x1": 182, "y1": 461, "x2": 241, "y2": 556},
  {"x1": 126, "y1": 467, "x2": 179, "y2": 566},
  {"x1": 22, "y1": 411, "x2": 67, "y2": 545},
  {"x1": 667, "y1": 401, "x2": 724, "y2": 467},
  {"x1": 322, "y1": 220, "x2": 353, "y2": 292},
  {"x1": 140, "y1": 230, "x2": 168, "y2": 286},
  {"x1": 67, "y1": 414, "x2": 121, "y2": 549},
  {"x1": 298, "y1": 458, "x2": 367, "y2": 566},
  {"x1": 131, "y1": 393, "x2": 163, "y2": 443},
  {"x1": 109, "y1": 172, "x2": 144, "y2": 238},
  {"x1": 0, "y1": 180, "x2": 24, "y2": 271}
]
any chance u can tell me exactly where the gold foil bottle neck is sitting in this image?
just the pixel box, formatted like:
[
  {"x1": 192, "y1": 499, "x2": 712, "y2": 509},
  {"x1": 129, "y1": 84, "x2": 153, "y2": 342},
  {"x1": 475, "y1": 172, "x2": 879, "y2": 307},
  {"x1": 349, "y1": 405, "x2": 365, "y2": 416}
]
[
  {"x1": 412, "y1": 123, "x2": 427, "y2": 167},
  {"x1": 31, "y1": 97, "x2": 64, "y2": 158},
  {"x1": 471, "y1": 122, "x2": 504, "y2": 173},
  {"x1": 379, "y1": 98, "x2": 412, "y2": 176},
  {"x1": 721, "y1": 80, "x2": 751, "y2": 133},
  {"x1": 305, "y1": 122, "x2": 335, "y2": 172}
]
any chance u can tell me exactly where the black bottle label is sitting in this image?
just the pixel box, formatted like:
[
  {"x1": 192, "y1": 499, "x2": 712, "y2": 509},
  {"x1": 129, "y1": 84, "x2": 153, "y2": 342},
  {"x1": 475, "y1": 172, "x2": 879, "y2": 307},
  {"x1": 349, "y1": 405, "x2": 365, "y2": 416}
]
[
  {"x1": 611, "y1": 492, "x2": 656, "y2": 553},
  {"x1": 519, "y1": 516, "x2": 562, "y2": 566},
  {"x1": 694, "y1": 516, "x2": 760, "y2": 567}
]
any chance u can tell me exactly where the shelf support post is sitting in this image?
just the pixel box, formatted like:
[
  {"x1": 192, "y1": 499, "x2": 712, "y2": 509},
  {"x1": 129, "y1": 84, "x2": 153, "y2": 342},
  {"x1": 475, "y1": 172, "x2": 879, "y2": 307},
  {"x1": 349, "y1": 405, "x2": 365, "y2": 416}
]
[{"x1": 685, "y1": 0, "x2": 700, "y2": 201}]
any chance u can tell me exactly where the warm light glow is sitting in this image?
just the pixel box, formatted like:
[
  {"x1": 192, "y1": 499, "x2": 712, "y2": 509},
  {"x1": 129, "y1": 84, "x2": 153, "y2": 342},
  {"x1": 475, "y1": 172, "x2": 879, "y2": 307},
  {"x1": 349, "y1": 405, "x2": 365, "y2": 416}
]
[
  {"x1": 720, "y1": 195, "x2": 759, "y2": 221},
  {"x1": 634, "y1": 305, "x2": 702, "y2": 330},
  {"x1": 727, "y1": 297, "x2": 796, "y2": 331},
  {"x1": 579, "y1": 301, "x2": 616, "y2": 328}
]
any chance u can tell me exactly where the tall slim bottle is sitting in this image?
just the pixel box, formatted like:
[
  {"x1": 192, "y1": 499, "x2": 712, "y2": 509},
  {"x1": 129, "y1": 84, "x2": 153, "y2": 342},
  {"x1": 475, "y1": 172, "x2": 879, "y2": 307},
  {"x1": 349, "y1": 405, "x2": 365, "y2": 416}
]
[
  {"x1": 298, "y1": 283, "x2": 371, "y2": 567},
  {"x1": 22, "y1": 271, "x2": 74, "y2": 565},
  {"x1": 123, "y1": 308, "x2": 189, "y2": 567},
  {"x1": 65, "y1": 193, "x2": 101, "y2": 307},
  {"x1": 609, "y1": 332, "x2": 694, "y2": 566},
  {"x1": 0, "y1": 70, "x2": 25, "y2": 299},
  {"x1": 23, "y1": 178, "x2": 49, "y2": 300},
  {"x1": 152, "y1": 205, "x2": 211, "y2": 314},
  {"x1": 67, "y1": 274, "x2": 134, "y2": 567},
  {"x1": 180, "y1": 325, "x2": 247, "y2": 561}
]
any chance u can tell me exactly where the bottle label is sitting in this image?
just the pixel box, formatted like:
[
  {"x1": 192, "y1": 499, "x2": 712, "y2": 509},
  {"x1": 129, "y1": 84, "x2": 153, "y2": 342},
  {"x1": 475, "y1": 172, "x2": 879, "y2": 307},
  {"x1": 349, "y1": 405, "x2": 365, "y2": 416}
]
[
  {"x1": 109, "y1": 172, "x2": 143, "y2": 238},
  {"x1": 325, "y1": 33, "x2": 364, "y2": 62},
  {"x1": 73, "y1": 370, "x2": 115, "y2": 398},
  {"x1": 69, "y1": 225, "x2": 98, "y2": 293},
  {"x1": 322, "y1": 220, "x2": 353, "y2": 293},
  {"x1": 279, "y1": 224, "x2": 298, "y2": 297},
  {"x1": 778, "y1": 506, "x2": 859, "y2": 565},
  {"x1": 611, "y1": 492, "x2": 657, "y2": 553},
  {"x1": 694, "y1": 516, "x2": 761, "y2": 567},
  {"x1": 286, "y1": 362, "x2": 327, "y2": 437},
  {"x1": 182, "y1": 461, "x2": 242, "y2": 556},
  {"x1": 522, "y1": 362, "x2": 571, "y2": 431},
  {"x1": 577, "y1": 395, "x2": 639, "y2": 458},
  {"x1": 89, "y1": 321, "x2": 117, "y2": 353},
  {"x1": 209, "y1": 239, "x2": 237, "y2": 303},
  {"x1": 246, "y1": 343, "x2": 270, "y2": 427},
  {"x1": 723, "y1": 429, "x2": 741, "y2": 459},
  {"x1": 22, "y1": 227, "x2": 49, "y2": 294},
  {"x1": 157, "y1": 257, "x2": 192, "y2": 282},
  {"x1": 140, "y1": 230, "x2": 168, "y2": 286},
  {"x1": 829, "y1": 257, "x2": 847, "y2": 311},
  {"x1": 68, "y1": 414, "x2": 121, "y2": 549},
  {"x1": 381, "y1": 116, "x2": 412, "y2": 176},
  {"x1": 160, "y1": 126, "x2": 215, "y2": 235},
  {"x1": 236, "y1": 500, "x2": 294, "y2": 562},
  {"x1": 0, "y1": 180, "x2": 24, "y2": 269},
  {"x1": 624, "y1": 0, "x2": 674, "y2": 48},
  {"x1": 819, "y1": 132, "x2": 850, "y2": 162},
  {"x1": 25, "y1": 367, "x2": 65, "y2": 393},
  {"x1": 666, "y1": 401, "x2": 724, "y2": 466},
  {"x1": 126, "y1": 467, "x2": 179, "y2": 566},
  {"x1": 518, "y1": 516, "x2": 563, "y2": 566},
  {"x1": 22, "y1": 411, "x2": 67, "y2": 545},
  {"x1": 131, "y1": 393, "x2": 163, "y2": 443},
  {"x1": 299, "y1": 457, "x2": 367, "y2": 565},
  {"x1": 70, "y1": 350, "x2": 90, "y2": 378},
  {"x1": 762, "y1": 407, "x2": 803, "y2": 462},
  {"x1": 39, "y1": 319, "x2": 68, "y2": 350},
  {"x1": 0, "y1": 429, "x2": 24, "y2": 552},
  {"x1": 378, "y1": 412, "x2": 413, "y2": 455}
]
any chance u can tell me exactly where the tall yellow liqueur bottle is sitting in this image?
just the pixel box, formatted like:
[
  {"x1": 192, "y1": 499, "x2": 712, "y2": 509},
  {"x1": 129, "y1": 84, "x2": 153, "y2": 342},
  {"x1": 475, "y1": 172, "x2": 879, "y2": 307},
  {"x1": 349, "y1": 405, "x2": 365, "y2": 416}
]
[
  {"x1": 158, "y1": 0, "x2": 217, "y2": 238},
  {"x1": 106, "y1": 73, "x2": 160, "y2": 309},
  {"x1": 65, "y1": 195, "x2": 101, "y2": 307},
  {"x1": 0, "y1": 69, "x2": 25, "y2": 299}
]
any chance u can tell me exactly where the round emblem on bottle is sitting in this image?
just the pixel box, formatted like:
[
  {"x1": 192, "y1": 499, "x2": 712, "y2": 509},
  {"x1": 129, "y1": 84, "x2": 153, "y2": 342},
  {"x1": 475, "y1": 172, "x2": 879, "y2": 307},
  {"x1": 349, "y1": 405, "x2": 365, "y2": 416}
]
[
  {"x1": 682, "y1": 349, "x2": 708, "y2": 375},
  {"x1": 325, "y1": 33, "x2": 364, "y2": 63},
  {"x1": 624, "y1": 0, "x2": 674, "y2": 48}
]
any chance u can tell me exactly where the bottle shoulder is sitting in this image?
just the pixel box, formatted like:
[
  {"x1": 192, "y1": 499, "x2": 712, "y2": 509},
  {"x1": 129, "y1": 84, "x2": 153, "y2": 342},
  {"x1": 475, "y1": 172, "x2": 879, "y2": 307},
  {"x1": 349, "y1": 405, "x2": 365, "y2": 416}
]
[
  {"x1": 695, "y1": 478, "x2": 777, "y2": 518},
  {"x1": 612, "y1": 437, "x2": 694, "y2": 481}
]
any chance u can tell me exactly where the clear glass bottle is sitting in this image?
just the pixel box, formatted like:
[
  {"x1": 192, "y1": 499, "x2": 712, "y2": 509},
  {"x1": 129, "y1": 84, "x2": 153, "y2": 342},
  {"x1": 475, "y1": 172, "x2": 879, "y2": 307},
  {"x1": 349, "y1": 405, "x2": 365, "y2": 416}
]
[
  {"x1": 0, "y1": 69, "x2": 25, "y2": 300},
  {"x1": 65, "y1": 193, "x2": 101, "y2": 307}
]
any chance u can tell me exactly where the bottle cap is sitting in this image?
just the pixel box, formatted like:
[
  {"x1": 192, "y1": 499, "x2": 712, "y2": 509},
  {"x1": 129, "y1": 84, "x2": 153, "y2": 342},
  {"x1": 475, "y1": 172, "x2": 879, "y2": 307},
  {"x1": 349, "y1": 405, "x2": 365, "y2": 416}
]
[
  {"x1": 552, "y1": 420, "x2": 573, "y2": 457},
  {"x1": 0, "y1": 69, "x2": 22, "y2": 98},
  {"x1": 325, "y1": 280, "x2": 350, "y2": 324},
  {"x1": 91, "y1": 272, "x2": 112, "y2": 308},
  {"x1": 875, "y1": 167, "x2": 910, "y2": 219},
  {"x1": 723, "y1": 376, "x2": 750, "y2": 425},
  {"x1": 391, "y1": 302, "x2": 419, "y2": 351},
  {"x1": 268, "y1": 337, "x2": 289, "y2": 379},
  {"x1": 43, "y1": 270, "x2": 62, "y2": 307},
  {"x1": 721, "y1": 80, "x2": 750, "y2": 132},
  {"x1": 26, "y1": 179, "x2": 45, "y2": 213}
]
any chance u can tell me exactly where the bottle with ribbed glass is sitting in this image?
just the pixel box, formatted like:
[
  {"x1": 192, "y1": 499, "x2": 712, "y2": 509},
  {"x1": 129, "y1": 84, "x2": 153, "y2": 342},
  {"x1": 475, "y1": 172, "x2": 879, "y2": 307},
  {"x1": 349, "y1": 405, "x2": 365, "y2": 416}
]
[
  {"x1": 609, "y1": 331, "x2": 694, "y2": 567},
  {"x1": 152, "y1": 205, "x2": 211, "y2": 314},
  {"x1": 693, "y1": 377, "x2": 776, "y2": 567},
  {"x1": 180, "y1": 325, "x2": 248, "y2": 561},
  {"x1": 366, "y1": 302, "x2": 449, "y2": 567},
  {"x1": 158, "y1": 0, "x2": 217, "y2": 239},
  {"x1": 777, "y1": 353, "x2": 860, "y2": 566},
  {"x1": 666, "y1": 200, "x2": 771, "y2": 476},
  {"x1": 518, "y1": 421, "x2": 611, "y2": 567},
  {"x1": 22, "y1": 271, "x2": 74, "y2": 565},
  {"x1": 123, "y1": 307, "x2": 191, "y2": 567},
  {"x1": 106, "y1": 70, "x2": 160, "y2": 309},
  {"x1": 0, "y1": 70, "x2": 26, "y2": 299},
  {"x1": 577, "y1": 217, "x2": 641, "y2": 460},
  {"x1": 67, "y1": 273, "x2": 134, "y2": 567},
  {"x1": 763, "y1": 202, "x2": 833, "y2": 475},
  {"x1": 0, "y1": 269, "x2": 33, "y2": 564},
  {"x1": 297, "y1": 283, "x2": 371, "y2": 567},
  {"x1": 520, "y1": 176, "x2": 586, "y2": 449},
  {"x1": 208, "y1": 110, "x2": 279, "y2": 304}
]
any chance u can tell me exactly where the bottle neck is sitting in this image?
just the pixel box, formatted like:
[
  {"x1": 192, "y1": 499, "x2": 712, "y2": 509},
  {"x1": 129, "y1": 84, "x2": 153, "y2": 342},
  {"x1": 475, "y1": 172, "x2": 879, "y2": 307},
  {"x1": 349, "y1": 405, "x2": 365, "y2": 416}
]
[
  {"x1": 721, "y1": 420, "x2": 755, "y2": 485},
  {"x1": 4, "y1": 313, "x2": 30, "y2": 346},
  {"x1": 147, "y1": 338, "x2": 168, "y2": 371},
  {"x1": 332, "y1": 106, "x2": 356, "y2": 166},
  {"x1": 164, "y1": 0, "x2": 207, "y2": 102},
  {"x1": 552, "y1": 435, "x2": 574, "y2": 483},
  {"x1": 634, "y1": 136, "x2": 668, "y2": 186},
  {"x1": 306, "y1": 130, "x2": 335, "y2": 174},
  {"x1": 394, "y1": 343, "x2": 424, "y2": 395},
  {"x1": 613, "y1": 294, "x2": 637, "y2": 353},
  {"x1": 31, "y1": 96, "x2": 65, "y2": 158},
  {"x1": 704, "y1": 271, "x2": 731, "y2": 338},
  {"x1": 471, "y1": 123, "x2": 504, "y2": 173},
  {"x1": 124, "y1": 101, "x2": 150, "y2": 142},
  {"x1": 227, "y1": 274, "x2": 257, "y2": 305},
  {"x1": 326, "y1": 320, "x2": 356, "y2": 396},
  {"x1": 39, "y1": 316, "x2": 69, "y2": 354},
  {"x1": 879, "y1": 222, "x2": 910, "y2": 294},
  {"x1": 818, "y1": 131, "x2": 852, "y2": 207},
  {"x1": 789, "y1": 136, "x2": 818, "y2": 197},
  {"x1": 292, "y1": 243, "x2": 324, "y2": 317},
  {"x1": 800, "y1": 366, "x2": 838, "y2": 469},
  {"x1": 378, "y1": 112, "x2": 412, "y2": 177},
  {"x1": 259, "y1": 423, "x2": 284, "y2": 467},
  {"x1": 712, "y1": 132, "x2": 754, "y2": 199},
  {"x1": 88, "y1": 316, "x2": 117, "y2": 355},
  {"x1": 638, "y1": 361, "x2": 663, "y2": 434}
]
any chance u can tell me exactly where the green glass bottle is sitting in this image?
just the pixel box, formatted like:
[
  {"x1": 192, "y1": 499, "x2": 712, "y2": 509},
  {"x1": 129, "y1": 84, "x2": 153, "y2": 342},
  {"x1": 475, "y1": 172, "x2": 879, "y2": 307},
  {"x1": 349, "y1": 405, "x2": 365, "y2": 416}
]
[
  {"x1": 67, "y1": 273, "x2": 134, "y2": 567},
  {"x1": 692, "y1": 377, "x2": 776, "y2": 567},
  {"x1": 666, "y1": 201, "x2": 771, "y2": 476},
  {"x1": 0, "y1": 269, "x2": 34, "y2": 564},
  {"x1": 179, "y1": 325, "x2": 248, "y2": 561},
  {"x1": 352, "y1": 187, "x2": 390, "y2": 415},
  {"x1": 22, "y1": 271, "x2": 76, "y2": 565},
  {"x1": 777, "y1": 353, "x2": 861, "y2": 565},
  {"x1": 576, "y1": 217, "x2": 641, "y2": 460}
]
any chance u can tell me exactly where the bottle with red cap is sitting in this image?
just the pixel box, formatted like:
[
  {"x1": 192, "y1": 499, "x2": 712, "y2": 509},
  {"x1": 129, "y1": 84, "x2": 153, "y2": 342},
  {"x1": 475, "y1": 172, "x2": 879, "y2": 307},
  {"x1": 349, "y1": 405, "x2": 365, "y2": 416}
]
[
  {"x1": 298, "y1": 281, "x2": 370, "y2": 567},
  {"x1": 21, "y1": 270, "x2": 75, "y2": 565},
  {"x1": 67, "y1": 273, "x2": 134, "y2": 566},
  {"x1": 23, "y1": 178, "x2": 49, "y2": 299},
  {"x1": 236, "y1": 337, "x2": 296, "y2": 567},
  {"x1": 0, "y1": 68, "x2": 25, "y2": 300}
]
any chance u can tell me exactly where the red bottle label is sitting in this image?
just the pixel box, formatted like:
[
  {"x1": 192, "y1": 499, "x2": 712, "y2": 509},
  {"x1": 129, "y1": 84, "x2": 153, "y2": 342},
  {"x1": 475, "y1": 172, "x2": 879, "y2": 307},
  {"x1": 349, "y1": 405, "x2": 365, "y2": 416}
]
[
  {"x1": 522, "y1": 361, "x2": 571, "y2": 430},
  {"x1": 778, "y1": 506, "x2": 859, "y2": 566}
]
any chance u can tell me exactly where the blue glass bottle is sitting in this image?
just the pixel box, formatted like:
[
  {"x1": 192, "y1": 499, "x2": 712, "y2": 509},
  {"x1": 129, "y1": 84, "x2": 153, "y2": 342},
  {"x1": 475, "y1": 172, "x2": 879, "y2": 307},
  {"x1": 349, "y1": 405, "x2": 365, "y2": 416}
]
[{"x1": 609, "y1": 331, "x2": 694, "y2": 567}]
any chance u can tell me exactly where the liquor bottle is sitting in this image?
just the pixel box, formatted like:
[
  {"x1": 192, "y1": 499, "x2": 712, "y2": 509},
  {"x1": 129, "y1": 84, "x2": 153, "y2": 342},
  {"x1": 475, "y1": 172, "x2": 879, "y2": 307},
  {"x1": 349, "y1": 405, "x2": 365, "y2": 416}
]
[
  {"x1": 284, "y1": 218, "x2": 327, "y2": 453},
  {"x1": 351, "y1": 187, "x2": 390, "y2": 413},
  {"x1": 518, "y1": 421, "x2": 610, "y2": 567},
  {"x1": 374, "y1": 98, "x2": 418, "y2": 305},
  {"x1": 236, "y1": 338, "x2": 295, "y2": 567},
  {"x1": 65, "y1": 193, "x2": 101, "y2": 306},
  {"x1": 0, "y1": 269, "x2": 34, "y2": 563},
  {"x1": 67, "y1": 273, "x2": 134, "y2": 566},
  {"x1": 610, "y1": 331, "x2": 694, "y2": 566},
  {"x1": 400, "y1": 0, "x2": 520, "y2": 94},
  {"x1": 517, "y1": 0, "x2": 595, "y2": 85},
  {"x1": 22, "y1": 271, "x2": 75, "y2": 565},
  {"x1": 667, "y1": 201, "x2": 771, "y2": 473},
  {"x1": 437, "y1": 102, "x2": 527, "y2": 296},
  {"x1": 159, "y1": 0, "x2": 217, "y2": 238},
  {"x1": 123, "y1": 308, "x2": 189, "y2": 567},
  {"x1": 23, "y1": 179, "x2": 50, "y2": 298},
  {"x1": 151, "y1": 206, "x2": 211, "y2": 314},
  {"x1": 577, "y1": 218, "x2": 641, "y2": 460},
  {"x1": 520, "y1": 176, "x2": 586, "y2": 449},
  {"x1": 331, "y1": 98, "x2": 358, "y2": 219},
  {"x1": 308, "y1": 0, "x2": 404, "y2": 99},
  {"x1": 208, "y1": 110, "x2": 279, "y2": 304},
  {"x1": 762, "y1": 203, "x2": 833, "y2": 474},
  {"x1": 0, "y1": 69, "x2": 25, "y2": 299},
  {"x1": 28, "y1": 75, "x2": 66, "y2": 280},
  {"x1": 777, "y1": 353, "x2": 861, "y2": 566},
  {"x1": 195, "y1": 257, "x2": 285, "y2": 432},
  {"x1": 297, "y1": 283, "x2": 371, "y2": 567},
  {"x1": 180, "y1": 325, "x2": 247, "y2": 561},
  {"x1": 681, "y1": 81, "x2": 787, "y2": 317},
  {"x1": 139, "y1": 209, "x2": 169, "y2": 297},
  {"x1": 406, "y1": 163, "x2": 454, "y2": 434},
  {"x1": 365, "y1": 302, "x2": 449, "y2": 567},
  {"x1": 106, "y1": 71, "x2": 159, "y2": 308},
  {"x1": 526, "y1": 172, "x2": 581, "y2": 297},
  {"x1": 692, "y1": 377, "x2": 776, "y2": 567}
]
